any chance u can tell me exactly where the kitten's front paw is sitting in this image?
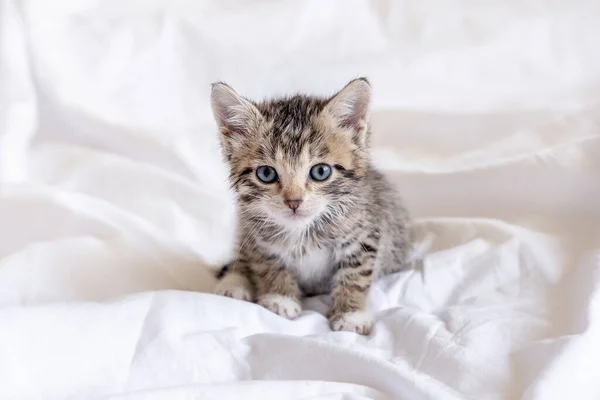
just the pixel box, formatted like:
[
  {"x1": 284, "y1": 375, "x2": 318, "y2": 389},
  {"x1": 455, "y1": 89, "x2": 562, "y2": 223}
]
[
  {"x1": 330, "y1": 311, "x2": 374, "y2": 335},
  {"x1": 214, "y1": 273, "x2": 253, "y2": 302},
  {"x1": 215, "y1": 284, "x2": 252, "y2": 301},
  {"x1": 258, "y1": 294, "x2": 302, "y2": 319}
]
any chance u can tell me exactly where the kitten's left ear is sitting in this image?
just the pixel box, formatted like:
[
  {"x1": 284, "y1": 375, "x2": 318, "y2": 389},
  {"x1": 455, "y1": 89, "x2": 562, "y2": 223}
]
[{"x1": 324, "y1": 78, "x2": 371, "y2": 137}]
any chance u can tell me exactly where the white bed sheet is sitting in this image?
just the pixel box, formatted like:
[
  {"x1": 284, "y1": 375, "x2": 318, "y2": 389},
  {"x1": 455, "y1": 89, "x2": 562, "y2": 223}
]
[{"x1": 1, "y1": 1, "x2": 599, "y2": 399}]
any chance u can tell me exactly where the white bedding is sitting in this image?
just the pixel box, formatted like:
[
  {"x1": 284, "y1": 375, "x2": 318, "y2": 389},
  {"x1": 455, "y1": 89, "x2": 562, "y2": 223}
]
[{"x1": 1, "y1": 1, "x2": 599, "y2": 399}]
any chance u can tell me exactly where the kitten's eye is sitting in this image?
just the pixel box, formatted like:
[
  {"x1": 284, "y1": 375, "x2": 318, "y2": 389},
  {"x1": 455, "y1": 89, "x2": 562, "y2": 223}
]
[
  {"x1": 256, "y1": 166, "x2": 278, "y2": 184},
  {"x1": 309, "y1": 164, "x2": 332, "y2": 181}
]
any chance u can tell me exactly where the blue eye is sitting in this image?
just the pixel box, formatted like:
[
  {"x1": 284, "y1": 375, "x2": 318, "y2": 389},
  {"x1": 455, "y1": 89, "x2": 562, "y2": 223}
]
[
  {"x1": 309, "y1": 164, "x2": 332, "y2": 181},
  {"x1": 256, "y1": 166, "x2": 278, "y2": 183}
]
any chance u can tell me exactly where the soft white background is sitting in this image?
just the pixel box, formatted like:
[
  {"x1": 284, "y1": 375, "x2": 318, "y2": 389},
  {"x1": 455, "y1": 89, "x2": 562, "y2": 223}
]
[{"x1": 0, "y1": 0, "x2": 599, "y2": 399}]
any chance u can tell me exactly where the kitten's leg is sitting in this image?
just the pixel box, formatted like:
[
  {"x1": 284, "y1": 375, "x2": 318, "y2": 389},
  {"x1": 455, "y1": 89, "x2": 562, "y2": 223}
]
[
  {"x1": 329, "y1": 250, "x2": 377, "y2": 335},
  {"x1": 253, "y1": 261, "x2": 302, "y2": 319},
  {"x1": 214, "y1": 264, "x2": 254, "y2": 302}
]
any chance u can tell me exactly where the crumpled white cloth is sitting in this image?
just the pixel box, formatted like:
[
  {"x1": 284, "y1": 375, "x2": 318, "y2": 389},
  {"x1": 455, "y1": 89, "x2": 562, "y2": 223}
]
[{"x1": 0, "y1": 0, "x2": 599, "y2": 399}]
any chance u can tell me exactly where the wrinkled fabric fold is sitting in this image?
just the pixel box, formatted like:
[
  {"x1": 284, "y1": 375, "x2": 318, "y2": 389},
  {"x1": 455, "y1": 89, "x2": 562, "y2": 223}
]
[{"x1": 0, "y1": 0, "x2": 599, "y2": 399}]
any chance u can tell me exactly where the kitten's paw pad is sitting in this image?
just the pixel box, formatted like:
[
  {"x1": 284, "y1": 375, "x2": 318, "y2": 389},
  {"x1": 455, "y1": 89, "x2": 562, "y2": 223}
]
[
  {"x1": 215, "y1": 282, "x2": 252, "y2": 302},
  {"x1": 330, "y1": 311, "x2": 373, "y2": 335},
  {"x1": 258, "y1": 294, "x2": 302, "y2": 319}
]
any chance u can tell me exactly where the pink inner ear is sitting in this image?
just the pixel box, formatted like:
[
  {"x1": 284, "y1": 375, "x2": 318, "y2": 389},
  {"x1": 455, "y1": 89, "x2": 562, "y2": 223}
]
[
  {"x1": 211, "y1": 83, "x2": 261, "y2": 137},
  {"x1": 340, "y1": 98, "x2": 369, "y2": 129},
  {"x1": 327, "y1": 79, "x2": 371, "y2": 130}
]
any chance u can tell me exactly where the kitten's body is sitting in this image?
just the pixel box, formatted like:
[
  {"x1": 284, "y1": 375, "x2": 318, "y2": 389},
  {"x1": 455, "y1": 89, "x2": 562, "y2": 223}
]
[
  {"x1": 211, "y1": 78, "x2": 410, "y2": 334},
  {"x1": 238, "y1": 165, "x2": 409, "y2": 297}
]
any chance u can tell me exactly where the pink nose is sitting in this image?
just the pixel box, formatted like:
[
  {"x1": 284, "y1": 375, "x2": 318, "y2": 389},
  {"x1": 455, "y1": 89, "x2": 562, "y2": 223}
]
[{"x1": 285, "y1": 199, "x2": 302, "y2": 211}]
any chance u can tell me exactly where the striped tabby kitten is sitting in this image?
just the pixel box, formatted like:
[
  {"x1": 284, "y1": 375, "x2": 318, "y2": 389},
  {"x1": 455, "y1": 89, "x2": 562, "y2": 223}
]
[{"x1": 211, "y1": 78, "x2": 410, "y2": 335}]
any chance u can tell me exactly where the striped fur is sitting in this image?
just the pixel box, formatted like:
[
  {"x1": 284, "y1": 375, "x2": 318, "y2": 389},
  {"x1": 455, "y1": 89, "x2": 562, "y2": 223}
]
[{"x1": 211, "y1": 78, "x2": 410, "y2": 335}]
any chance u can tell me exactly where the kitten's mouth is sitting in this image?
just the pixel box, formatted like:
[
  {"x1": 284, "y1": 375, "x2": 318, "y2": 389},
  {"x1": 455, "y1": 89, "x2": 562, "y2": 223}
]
[
  {"x1": 285, "y1": 210, "x2": 312, "y2": 221},
  {"x1": 267, "y1": 207, "x2": 317, "y2": 227},
  {"x1": 287, "y1": 211, "x2": 309, "y2": 219}
]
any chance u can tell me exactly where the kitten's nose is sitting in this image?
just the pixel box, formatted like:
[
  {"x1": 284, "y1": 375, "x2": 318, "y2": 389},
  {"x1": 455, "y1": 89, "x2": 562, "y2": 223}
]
[{"x1": 285, "y1": 199, "x2": 302, "y2": 211}]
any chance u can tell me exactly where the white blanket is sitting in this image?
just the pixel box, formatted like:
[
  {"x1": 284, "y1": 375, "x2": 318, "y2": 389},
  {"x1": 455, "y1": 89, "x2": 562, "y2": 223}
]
[{"x1": 1, "y1": 1, "x2": 599, "y2": 399}]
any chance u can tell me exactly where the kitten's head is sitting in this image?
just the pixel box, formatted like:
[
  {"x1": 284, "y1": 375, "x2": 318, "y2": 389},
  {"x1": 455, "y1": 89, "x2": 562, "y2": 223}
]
[{"x1": 211, "y1": 78, "x2": 371, "y2": 230}]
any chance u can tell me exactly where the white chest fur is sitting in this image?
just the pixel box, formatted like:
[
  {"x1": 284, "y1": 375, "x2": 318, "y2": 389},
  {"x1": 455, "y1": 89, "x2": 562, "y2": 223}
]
[{"x1": 281, "y1": 246, "x2": 333, "y2": 287}]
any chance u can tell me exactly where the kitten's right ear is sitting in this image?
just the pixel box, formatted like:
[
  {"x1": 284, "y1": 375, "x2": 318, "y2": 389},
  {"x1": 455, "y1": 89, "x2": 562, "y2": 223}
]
[{"x1": 210, "y1": 82, "x2": 262, "y2": 137}]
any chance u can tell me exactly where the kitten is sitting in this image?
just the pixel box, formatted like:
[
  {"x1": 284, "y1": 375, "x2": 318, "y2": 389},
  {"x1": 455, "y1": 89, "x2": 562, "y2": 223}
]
[{"x1": 211, "y1": 78, "x2": 410, "y2": 335}]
